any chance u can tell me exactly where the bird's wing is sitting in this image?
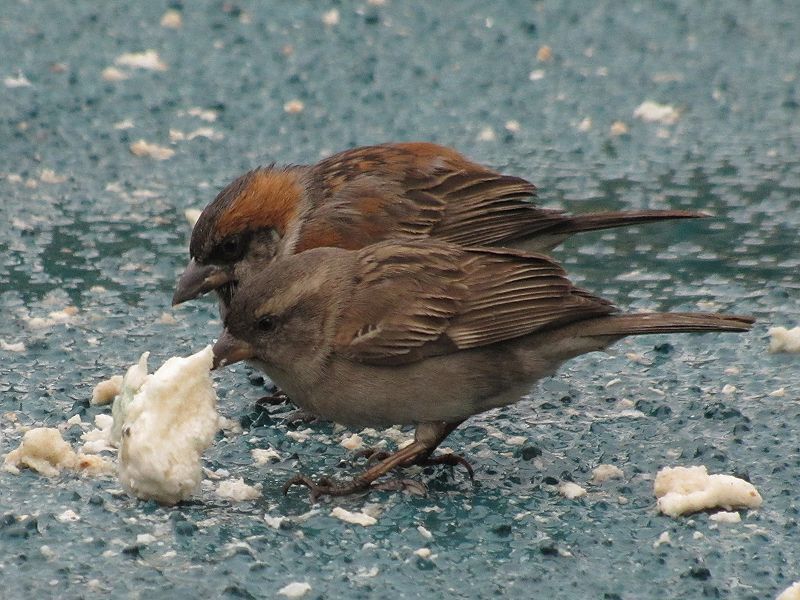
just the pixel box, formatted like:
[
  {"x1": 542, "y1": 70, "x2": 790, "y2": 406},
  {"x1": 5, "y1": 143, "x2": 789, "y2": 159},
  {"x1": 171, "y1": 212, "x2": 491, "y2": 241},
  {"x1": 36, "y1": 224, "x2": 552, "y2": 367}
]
[
  {"x1": 296, "y1": 142, "x2": 567, "y2": 252},
  {"x1": 333, "y1": 240, "x2": 616, "y2": 366}
]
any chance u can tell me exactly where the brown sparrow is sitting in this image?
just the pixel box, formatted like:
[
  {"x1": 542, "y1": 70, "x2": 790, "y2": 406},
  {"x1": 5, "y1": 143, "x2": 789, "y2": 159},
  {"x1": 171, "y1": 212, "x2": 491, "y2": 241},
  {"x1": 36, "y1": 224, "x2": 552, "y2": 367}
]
[
  {"x1": 173, "y1": 142, "x2": 703, "y2": 312},
  {"x1": 211, "y1": 239, "x2": 754, "y2": 499}
]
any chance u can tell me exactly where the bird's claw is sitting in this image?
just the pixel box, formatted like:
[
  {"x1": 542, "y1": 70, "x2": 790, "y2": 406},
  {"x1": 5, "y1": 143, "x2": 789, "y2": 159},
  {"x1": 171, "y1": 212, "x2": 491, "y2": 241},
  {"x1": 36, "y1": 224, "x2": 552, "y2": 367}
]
[
  {"x1": 419, "y1": 453, "x2": 475, "y2": 481},
  {"x1": 284, "y1": 409, "x2": 319, "y2": 425},
  {"x1": 256, "y1": 392, "x2": 290, "y2": 407},
  {"x1": 282, "y1": 474, "x2": 370, "y2": 500},
  {"x1": 354, "y1": 447, "x2": 391, "y2": 465}
]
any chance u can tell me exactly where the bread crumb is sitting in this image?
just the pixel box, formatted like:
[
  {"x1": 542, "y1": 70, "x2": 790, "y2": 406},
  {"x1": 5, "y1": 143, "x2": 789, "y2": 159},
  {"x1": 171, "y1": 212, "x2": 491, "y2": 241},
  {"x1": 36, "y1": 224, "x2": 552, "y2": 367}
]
[
  {"x1": 653, "y1": 531, "x2": 671, "y2": 548},
  {"x1": 102, "y1": 67, "x2": 129, "y2": 81},
  {"x1": 414, "y1": 548, "x2": 432, "y2": 559},
  {"x1": 252, "y1": 447, "x2": 281, "y2": 465},
  {"x1": 0, "y1": 426, "x2": 115, "y2": 476},
  {"x1": 156, "y1": 312, "x2": 177, "y2": 325},
  {"x1": 417, "y1": 525, "x2": 433, "y2": 540},
  {"x1": 721, "y1": 384, "x2": 737, "y2": 395},
  {"x1": 4, "y1": 73, "x2": 32, "y2": 88},
  {"x1": 160, "y1": 9, "x2": 182, "y2": 28},
  {"x1": 529, "y1": 69, "x2": 545, "y2": 81},
  {"x1": 1, "y1": 340, "x2": 26, "y2": 352},
  {"x1": 56, "y1": 509, "x2": 80, "y2": 523},
  {"x1": 577, "y1": 117, "x2": 592, "y2": 132},
  {"x1": 321, "y1": 9, "x2": 340, "y2": 26},
  {"x1": 340, "y1": 433, "x2": 363, "y2": 450},
  {"x1": 709, "y1": 510, "x2": 742, "y2": 524},
  {"x1": 117, "y1": 347, "x2": 218, "y2": 505},
  {"x1": 283, "y1": 99, "x2": 305, "y2": 114},
  {"x1": 476, "y1": 126, "x2": 496, "y2": 142},
  {"x1": 331, "y1": 506, "x2": 377, "y2": 526},
  {"x1": 504, "y1": 120, "x2": 521, "y2": 133},
  {"x1": 278, "y1": 582, "x2": 311, "y2": 599},
  {"x1": 536, "y1": 45, "x2": 553, "y2": 62},
  {"x1": 769, "y1": 387, "x2": 786, "y2": 398},
  {"x1": 185, "y1": 107, "x2": 218, "y2": 122},
  {"x1": 559, "y1": 482, "x2": 587, "y2": 499},
  {"x1": 633, "y1": 101, "x2": 680, "y2": 125},
  {"x1": 610, "y1": 121, "x2": 629, "y2": 136},
  {"x1": 654, "y1": 465, "x2": 762, "y2": 517},
  {"x1": 591, "y1": 464, "x2": 624, "y2": 484},
  {"x1": 216, "y1": 478, "x2": 261, "y2": 501},
  {"x1": 92, "y1": 375, "x2": 123, "y2": 406},
  {"x1": 768, "y1": 326, "x2": 800, "y2": 353},
  {"x1": 115, "y1": 50, "x2": 167, "y2": 71},
  {"x1": 130, "y1": 140, "x2": 174, "y2": 160},
  {"x1": 40, "y1": 169, "x2": 67, "y2": 184}
]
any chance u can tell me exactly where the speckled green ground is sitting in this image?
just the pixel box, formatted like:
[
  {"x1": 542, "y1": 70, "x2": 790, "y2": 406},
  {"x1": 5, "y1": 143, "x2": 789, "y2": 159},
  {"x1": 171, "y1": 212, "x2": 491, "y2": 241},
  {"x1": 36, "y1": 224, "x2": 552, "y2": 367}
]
[{"x1": 1, "y1": 1, "x2": 799, "y2": 598}]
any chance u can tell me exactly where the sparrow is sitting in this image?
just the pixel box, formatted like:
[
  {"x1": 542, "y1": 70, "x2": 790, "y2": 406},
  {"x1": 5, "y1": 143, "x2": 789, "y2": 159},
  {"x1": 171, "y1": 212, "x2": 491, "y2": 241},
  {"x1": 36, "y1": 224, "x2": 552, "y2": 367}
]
[
  {"x1": 173, "y1": 142, "x2": 704, "y2": 313},
  {"x1": 211, "y1": 239, "x2": 754, "y2": 499}
]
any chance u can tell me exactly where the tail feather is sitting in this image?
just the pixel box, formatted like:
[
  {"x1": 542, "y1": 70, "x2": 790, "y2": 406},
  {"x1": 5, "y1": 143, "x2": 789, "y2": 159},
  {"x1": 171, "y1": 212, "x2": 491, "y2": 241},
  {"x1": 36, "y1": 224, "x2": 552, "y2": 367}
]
[
  {"x1": 579, "y1": 312, "x2": 755, "y2": 338},
  {"x1": 554, "y1": 210, "x2": 708, "y2": 235}
]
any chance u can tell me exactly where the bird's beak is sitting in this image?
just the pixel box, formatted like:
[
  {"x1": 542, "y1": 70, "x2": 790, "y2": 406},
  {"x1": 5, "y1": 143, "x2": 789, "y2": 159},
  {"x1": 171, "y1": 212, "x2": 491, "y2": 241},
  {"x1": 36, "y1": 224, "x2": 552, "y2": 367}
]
[
  {"x1": 212, "y1": 330, "x2": 256, "y2": 370},
  {"x1": 172, "y1": 259, "x2": 233, "y2": 306}
]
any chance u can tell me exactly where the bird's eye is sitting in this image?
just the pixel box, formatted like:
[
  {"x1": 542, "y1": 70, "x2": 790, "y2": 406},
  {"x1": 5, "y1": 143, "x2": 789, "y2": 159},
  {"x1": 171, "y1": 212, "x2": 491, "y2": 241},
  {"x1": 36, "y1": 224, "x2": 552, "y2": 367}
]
[
  {"x1": 219, "y1": 236, "x2": 242, "y2": 260},
  {"x1": 257, "y1": 315, "x2": 276, "y2": 332}
]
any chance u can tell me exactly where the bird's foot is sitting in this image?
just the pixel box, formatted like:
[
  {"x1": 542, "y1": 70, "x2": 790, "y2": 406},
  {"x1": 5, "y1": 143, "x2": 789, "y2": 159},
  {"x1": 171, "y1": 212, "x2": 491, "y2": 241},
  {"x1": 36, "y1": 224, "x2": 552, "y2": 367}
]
[
  {"x1": 282, "y1": 474, "x2": 370, "y2": 501},
  {"x1": 356, "y1": 448, "x2": 474, "y2": 480}
]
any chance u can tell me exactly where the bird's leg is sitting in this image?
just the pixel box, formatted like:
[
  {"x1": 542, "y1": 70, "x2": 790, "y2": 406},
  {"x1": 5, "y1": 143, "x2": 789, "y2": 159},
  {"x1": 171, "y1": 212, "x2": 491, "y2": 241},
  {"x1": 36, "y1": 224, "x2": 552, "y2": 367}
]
[
  {"x1": 283, "y1": 422, "x2": 470, "y2": 500},
  {"x1": 356, "y1": 422, "x2": 472, "y2": 477}
]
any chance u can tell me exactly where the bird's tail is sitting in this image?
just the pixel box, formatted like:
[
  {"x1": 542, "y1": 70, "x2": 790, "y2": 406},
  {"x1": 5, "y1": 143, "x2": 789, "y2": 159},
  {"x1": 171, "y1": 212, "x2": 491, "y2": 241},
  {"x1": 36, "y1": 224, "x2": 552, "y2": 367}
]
[
  {"x1": 554, "y1": 210, "x2": 708, "y2": 235},
  {"x1": 577, "y1": 312, "x2": 755, "y2": 337}
]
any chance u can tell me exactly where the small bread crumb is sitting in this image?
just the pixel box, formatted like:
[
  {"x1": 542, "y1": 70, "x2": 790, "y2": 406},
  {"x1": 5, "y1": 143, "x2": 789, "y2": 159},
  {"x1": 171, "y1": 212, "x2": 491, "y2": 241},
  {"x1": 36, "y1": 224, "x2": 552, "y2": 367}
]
[
  {"x1": 591, "y1": 464, "x2": 624, "y2": 484},
  {"x1": 278, "y1": 582, "x2": 311, "y2": 599},
  {"x1": 331, "y1": 506, "x2": 377, "y2": 526},
  {"x1": 653, "y1": 531, "x2": 671, "y2": 548},
  {"x1": 102, "y1": 67, "x2": 130, "y2": 81},
  {"x1": 130, "y1": 140, "x2": 174, "y2": 160},
  {"x1": 709, "y1": 511, "x2": 742, "y2": 524},
  {"x1": 414, "y1": 548, "x2": 432, "y2": 559},
  {"x1": 768, "y1": 326, "x2": 800, "y2": 353},
  {"x1": 4, "y1": 428, "x2": 78, "y2": 476},
  {"x1": 610, "y1": 121, "x2": 629, "y2": 136},
  {"x1": 340, "y1": 433, "x2": 363, "y2": 450},
  {"x1": 252, "y1": 448, "x2": 281, "y2": 465},
  {"x1": 1, "y1": 340, "x2": 26, "y2": 352},
  {"x1": 160, "y1": 9, "x2": 183, "y2": 29},
  {"x1": 654, "y1": 465, "x2": 762, "y2": 518},
  {"x1": 536, "y1": 45, "x2": 553, "y2": 62},
  {"x1": 633, "y1": 101, "x2": 680, "y2": 125},
  {"x1": 559, "y1": 482, "x2": 587, "y2": 499},
  {"x1": 115, "y1": 50, "x2": 167, "y2": 71},
  {"x1": 321, "y1": 8, "x2": 340, "y2": 26},
  {"x1": 216, "y1": 478, "x2": 261, "y2": 501},
  {"x1": 283, "y1": 99, "x2": 305, "y2": 114},
  {"x1": 91, "y1": 375, "x2": 123, "y2": 406}
]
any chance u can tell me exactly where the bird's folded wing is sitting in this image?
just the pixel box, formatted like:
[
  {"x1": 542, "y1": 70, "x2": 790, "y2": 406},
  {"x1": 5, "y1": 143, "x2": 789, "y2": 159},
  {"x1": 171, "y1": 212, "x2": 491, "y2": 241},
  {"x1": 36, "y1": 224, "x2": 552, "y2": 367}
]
[
  {"x1": 333, "y1": 241, "x2": 616, "y2": 365},
  {"x1": 301, "y1": 142, "x2": 560, "y2": 250}
]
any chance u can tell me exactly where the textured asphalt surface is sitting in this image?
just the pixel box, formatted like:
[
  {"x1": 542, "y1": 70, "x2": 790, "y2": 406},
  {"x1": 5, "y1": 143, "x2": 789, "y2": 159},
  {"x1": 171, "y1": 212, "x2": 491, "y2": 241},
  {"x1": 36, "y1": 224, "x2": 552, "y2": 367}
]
[{"x1": 1, "y1": 1, "x2": 799, "y2": 598}]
